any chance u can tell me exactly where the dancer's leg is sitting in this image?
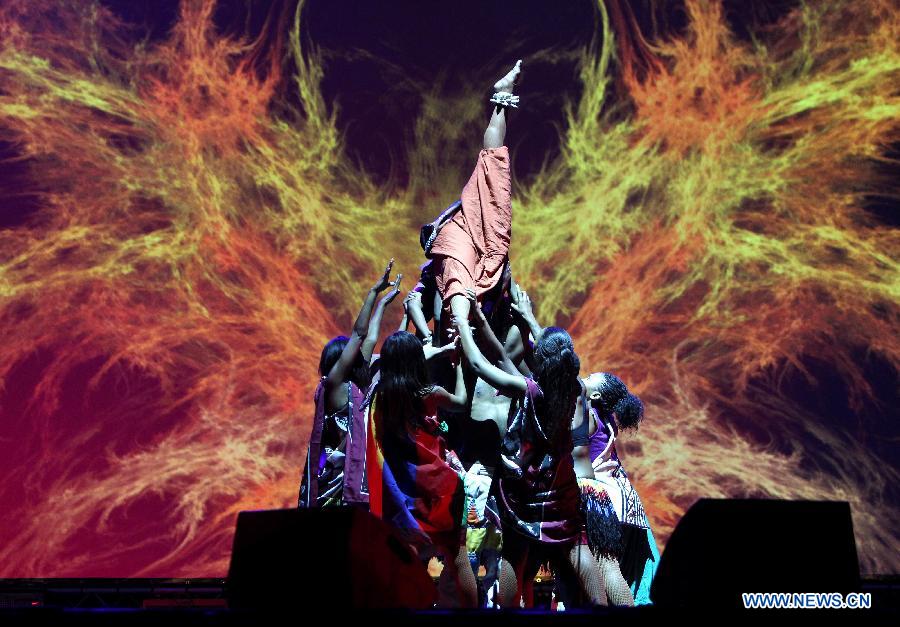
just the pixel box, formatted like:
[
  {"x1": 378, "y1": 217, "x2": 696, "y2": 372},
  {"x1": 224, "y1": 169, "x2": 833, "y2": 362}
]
[
  {"x1": 521, "y1": 551, "x2": 543, "y2": 608},
  {"x1": 436, "y1": 539, "x2": 479, "y2": 608},
  {"x1": 481, "y1": 548, "x2": 500, "y2": 602},
  {"x1": 600, "y1": 554, "x2": 635, "y2": 606},
  {"x1": 633, "y1": 526, "x2": 660, "y2": 604},
  {"x1": 483, "y1": 60, "x2": 521, "y2": 149},
  {"x1": 497, "y1": 555, "x2": 526, "y2": 608},
  {"x1": 554, "y1": 543, "x2": 606, "y2": 607},
  {"x1": 497, "y1": 530, "x2": 530, "y2": 609}
]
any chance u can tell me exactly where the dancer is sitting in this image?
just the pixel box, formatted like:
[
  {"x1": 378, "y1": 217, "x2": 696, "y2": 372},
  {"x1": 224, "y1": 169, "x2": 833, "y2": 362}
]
[
  {"x1": 428, "y1": 60, "x2": 521, "y2": 328},
  {"x1": 507, "y1": 288, "x2": 628, "y2": 609},
  {"x1": 420, "y1": 284, "x2": 524, "y2": 608},
  {"x1": 365, "y1": 331, "x2": 478, "y2": 607},
  {"x1": 457, "y1": 277, "x2": 521, "y2": 465},
  {"x1": 454, "y1": 316, "x2": 605, "y2": 608},
  {"x1": 585, "y1": 372, "x2": 659, "y2": 605},
  {"x1": 571, "y1": 386, "x2": 634, "y2": 606},
  {"x1": 298, "y1": 260, "x2": 401, "y2": 508}
]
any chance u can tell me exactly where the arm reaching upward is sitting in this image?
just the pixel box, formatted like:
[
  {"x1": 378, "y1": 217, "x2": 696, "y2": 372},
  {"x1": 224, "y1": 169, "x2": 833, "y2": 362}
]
[
  {"x1": 326, "y1": 260, "x2": 396, "y2": 395},
  {"x1": 465, "y1": 289, "x2": 518, "y2": 376},
  {"x1": 454, "y1": 313, "x2": 526, "y2": 397},
  {"x1": 510, "y1": 286, "x2": 541, "y2": 374},
  {"x1": 511, "y1": 287, "x2": 542, "y2": 342},
  {"x1": 354, "y1": 258, "x2": 394, "y2": 338},
  {"x1": 431, "y1": 359, "x2": 468, "y2": 410},
  {"x1": 362, "y1": 274, "x2": 402, "y2": 362},
  {"x1": 405, "y1": 290, "x2": 433, "y2": 342},
  {"x1": 503, "y1": 324, "x2": 532, "y2": 376}
]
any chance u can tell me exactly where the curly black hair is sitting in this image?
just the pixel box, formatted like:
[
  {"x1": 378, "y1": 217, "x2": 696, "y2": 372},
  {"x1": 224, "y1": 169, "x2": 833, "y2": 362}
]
[{"x1": 593, "y1": 372, "x2": 644, "y2": 430}]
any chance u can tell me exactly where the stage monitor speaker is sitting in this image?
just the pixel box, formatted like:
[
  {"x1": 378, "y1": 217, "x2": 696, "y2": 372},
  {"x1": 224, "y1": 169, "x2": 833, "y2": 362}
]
[
  {"x1": 651, "y1": 499, "x2": 860, "y2": 608},
  {"x1": 227, "y1": 507, "x2": 436, "y2": 609}
]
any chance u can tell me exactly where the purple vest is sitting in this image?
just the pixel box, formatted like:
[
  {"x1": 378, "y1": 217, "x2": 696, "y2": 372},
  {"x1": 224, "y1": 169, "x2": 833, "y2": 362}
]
[
  {"x1": 588, "y1": 407, "x2": 620, "y2": 464},
  {"x1": 299, "y1": 379, "x2": 369, "y2": 507}
]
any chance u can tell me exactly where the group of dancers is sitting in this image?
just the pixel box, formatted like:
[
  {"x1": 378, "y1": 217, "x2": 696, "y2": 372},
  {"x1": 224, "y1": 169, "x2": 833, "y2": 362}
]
[{"x1": 299, "y1": 61, "x2": 659, "y2": 608}]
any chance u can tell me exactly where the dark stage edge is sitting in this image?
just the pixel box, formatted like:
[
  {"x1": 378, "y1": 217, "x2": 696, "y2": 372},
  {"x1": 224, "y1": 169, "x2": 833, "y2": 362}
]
[{"x1": 0, "y1": 578, "x2": 897, "y2": 625}]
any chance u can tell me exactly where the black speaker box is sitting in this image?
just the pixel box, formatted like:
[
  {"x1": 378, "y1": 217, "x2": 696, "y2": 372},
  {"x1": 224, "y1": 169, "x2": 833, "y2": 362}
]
[
  {"x1": 227, "y1": 507, "x2": 435, "y2": 609},
  {"x1": 651, "y1": 499, "x2": 860, "y2": 608}
]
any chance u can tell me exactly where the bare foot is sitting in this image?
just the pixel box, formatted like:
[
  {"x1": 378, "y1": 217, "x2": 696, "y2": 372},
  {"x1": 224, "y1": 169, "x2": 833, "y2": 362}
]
[{"x1": 493, "y1": 60, "x2": 522, "y2": 93}]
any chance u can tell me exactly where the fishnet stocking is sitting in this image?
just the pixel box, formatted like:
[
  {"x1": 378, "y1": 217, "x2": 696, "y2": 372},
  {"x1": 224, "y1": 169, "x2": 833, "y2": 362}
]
[{"x1": 599, "y1": 554, "x2": 635, "y2": 606}]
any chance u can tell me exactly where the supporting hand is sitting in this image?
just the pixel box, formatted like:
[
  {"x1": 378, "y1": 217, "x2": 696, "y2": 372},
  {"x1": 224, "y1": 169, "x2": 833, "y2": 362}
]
[
  {"x1": 510, "y1": 288, "x2": 533, "y2": 320},
  {"x1": 465, "y1": 288, "x2": 487, "y2": 330},
  {"x1": 424, "y1": 336, "x2": 460, "y2": 363}
]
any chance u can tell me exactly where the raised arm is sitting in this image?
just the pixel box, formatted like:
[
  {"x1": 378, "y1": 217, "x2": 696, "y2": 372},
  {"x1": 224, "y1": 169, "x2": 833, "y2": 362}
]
[
  {"x1": 503, "y1": 324, "x2": 532, "y2": 376},
  {"x1": 397, "y1": 290, "x2": 414, "y2": 332},
  {"x1": 510, "y1": 287, "x2": 542, "y2": 373},
  {"x1": 354, "y1": 259, "x2": 393, "y2": 338},
  {"x1": 326, "y1": 260, "x2": 396, "y2": 393},
  {"x1": 404, "y1": 289, "x2": 433, "y2": 343},
  {"x1": 465, "y1": 289, "x2": 519, "y2": 376},
  {"x1": 361, "y1": 274, "x2": 402, "y2": 362},
  {"x1": 431, "y1": 360, "x2": 468, "y2": 410},
  {"x1": 397, "y1": 309, "x2": 409, "y2": 332},
  {"x1": 511, "y1": 287, "x2": 543, "y2": 344},
  {"x1": 454, "y1": 313, "x2": 526, "y2": 397}
]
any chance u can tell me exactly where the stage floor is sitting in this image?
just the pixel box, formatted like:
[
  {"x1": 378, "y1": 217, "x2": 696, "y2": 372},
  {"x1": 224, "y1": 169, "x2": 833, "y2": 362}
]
[{"x1": 0, "y1": 577, "x2": 898, "y2": 624}]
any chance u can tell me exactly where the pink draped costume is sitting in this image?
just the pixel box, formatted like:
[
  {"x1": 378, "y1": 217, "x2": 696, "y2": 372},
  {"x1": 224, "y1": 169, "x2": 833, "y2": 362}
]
[{"x1": 428, "y1": 146, "x2": 512, "y2": 305}]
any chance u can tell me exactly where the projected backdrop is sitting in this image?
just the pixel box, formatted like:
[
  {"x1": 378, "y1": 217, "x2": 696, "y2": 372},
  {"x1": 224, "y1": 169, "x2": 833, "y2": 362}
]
[{"x1": 0, "y1": 0, "x2": 897, "y2": 576}]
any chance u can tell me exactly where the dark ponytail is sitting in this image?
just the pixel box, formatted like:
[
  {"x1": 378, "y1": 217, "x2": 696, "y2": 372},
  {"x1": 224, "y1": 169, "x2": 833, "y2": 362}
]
[{"x1": 533, "y1": 327, "x2": 581, "y2": 450}]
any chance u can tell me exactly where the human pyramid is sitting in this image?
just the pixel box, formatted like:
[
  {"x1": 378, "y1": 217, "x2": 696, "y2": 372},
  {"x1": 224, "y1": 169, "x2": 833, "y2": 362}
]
[{"x1": 300, "y1": 61, "x2": 658, "y2": 608}]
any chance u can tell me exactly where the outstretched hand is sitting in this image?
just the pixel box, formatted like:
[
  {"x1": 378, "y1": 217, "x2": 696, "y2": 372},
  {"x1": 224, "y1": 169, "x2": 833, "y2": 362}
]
[
  {"x1": 372, "y1": 258, "x2": 395, "y2": 293},
  {"x1": 465, "y1": 288, "x2": 487, "y2": 328},
  {"x1": 451, "y1": 313, "x2": 473, "y2": 334},
  {"x1": 510, "y1": 288, "x2": 534, "y2": 320},
  {"x1": 379, "y1": 273, "x2": 403, "y2": 306},
  {"x1": 423, "y1": 336, "x2": 460, "y2": 363}
]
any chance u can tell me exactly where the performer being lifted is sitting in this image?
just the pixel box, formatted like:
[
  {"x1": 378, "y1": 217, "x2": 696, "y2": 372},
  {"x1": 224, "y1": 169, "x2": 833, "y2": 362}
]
[{"x1": 426, "y1": 60, "x2": 522, "y2": 330}]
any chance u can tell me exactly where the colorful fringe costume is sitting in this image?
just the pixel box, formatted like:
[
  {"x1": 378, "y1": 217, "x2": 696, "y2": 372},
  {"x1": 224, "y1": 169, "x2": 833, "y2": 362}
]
[{"x1": 590, "y1": 407, "x2": 659, "y2": 604}]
